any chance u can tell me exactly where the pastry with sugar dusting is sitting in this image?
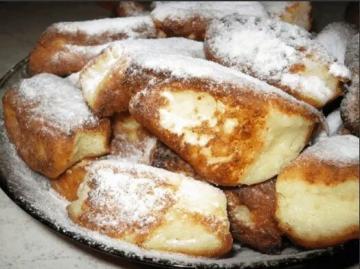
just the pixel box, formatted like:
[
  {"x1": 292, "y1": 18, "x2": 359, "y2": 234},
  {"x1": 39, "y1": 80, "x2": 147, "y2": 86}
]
[
  {"x1": 204, "y1": 15, "x2": 351, "y2": 108},
  {"x1": 151, "y1": 1, "x2": 268, "y2": 40},
  {"x1": 341, "y1": 33, "x2": 359, "y2": 137},
  {"x1": 276, "y1": 135, "x2": 359, "y2": 249},
  {"x1": 261, "y1": 1, "x2": 312, "y2": 30},
  {"x1": 129, "y1": 56, "x2": 323, "y2": 186},
  {"x1": 28, "y1": 16, "x2": 157, "y2": 75},
  {"x1": 52, "y1": 112, "x2": 197, "y2": 201},
  {"x1": 67, "y1": 159, "x2": 232, "y2": 257},
  {"x1": 116, "y1": 1, "x2": 152, "y2": 17},
  {"x1": 225, "y1": 179, "x2": 283, "y2": 253},
  {"x1": 316, "y1": 22, "x2": 356, "y2": 64},
  {"x1": 2, "y1": 73, "x2": 111, "y2": 178},
  {"x1": 80, "y1": 38, "x2": 205, "y2": 116}
]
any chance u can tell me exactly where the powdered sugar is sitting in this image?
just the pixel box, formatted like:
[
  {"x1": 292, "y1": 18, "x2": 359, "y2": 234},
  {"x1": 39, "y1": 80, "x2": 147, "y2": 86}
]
[
  {"x1": 0, "y1": 61, "x2": 335, "y2": 268},
  {"x1": 129, "y1": 52, "x2": 321, "y2": 117},
  {"x1": 316, "y1": 22, "x2": 356, "y2": 64},
  {"x1": 51, "y1": 16, "x2": 156, "y2": 39},
  {"x1": 80, "y1": 37, "x2": 205, "y2": 98},
  {"x1": 82, "y1": 160, "x2": 176, "y2": 231},
  {"x1": 205, "y1": 15, "x2": 348, "y2": 106},
  {"x1": 261, "y1": 1, "x2": 291, "y2": 17},
  {"x1": 280, "y1": 74, "x2": 333, "y2": 103},
  {"x1": 152, "y1": 1, "x2": 268, "y2": 22},
  {"x1": 17, "y1": 73, "x2": 97, "y2": 134},
  {"x1": 304, "y1": 135, "x2": 359, "y2": 165},
  {"x1": 312, "y1": 109, "x2": 343, "y2": 143}
]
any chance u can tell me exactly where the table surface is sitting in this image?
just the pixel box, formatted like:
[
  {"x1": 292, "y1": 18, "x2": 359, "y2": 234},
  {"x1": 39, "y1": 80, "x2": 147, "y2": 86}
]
[{"x1": 0, "y1": 3, "x2": 358, "y2": 269}]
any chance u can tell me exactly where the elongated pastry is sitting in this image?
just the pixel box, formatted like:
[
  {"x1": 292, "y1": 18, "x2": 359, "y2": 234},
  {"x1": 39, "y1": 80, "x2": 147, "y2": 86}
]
[
  {"x1": 204, "y1": 15, "x2": 351, "y2": 108},
  {"x1": 129, "y1": 55, "x2": 323, "y2": 186},
  {"x1": 68, "y1": 160, "x2": 232, "y2": 257},
  {"x1": 276, "y1": 135, "x2": 359, "y2": 249},
  {"x1": 151, "y1": 1, "x2": 267, "y2": 40},
  {"x1": 28, "y1": 16, "x2": 157, "y2": 75},
  {"x1": 261, "y1": 1, "x2": 312, "y2": 30},
  {"x1": 80, "y1": 38, "x2": 205, "y2": 116},
  {"x1": 341, "y1": 33, "x2": 359, "y2": 137},
  {"x1": 2, "y1": 73, "x2": 111, "y2": 178},
  {"x1": 225, "y1": 179, "x2": 282, "y2": 253},
  {"x1": 53, "y1": 112, "x2": 197, "y2": 201}
]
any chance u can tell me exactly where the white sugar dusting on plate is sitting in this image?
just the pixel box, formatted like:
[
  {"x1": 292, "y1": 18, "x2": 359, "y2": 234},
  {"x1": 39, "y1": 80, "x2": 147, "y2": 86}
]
[{"x1": 17, "y1": 73, "x2": 97, "y2": 134}]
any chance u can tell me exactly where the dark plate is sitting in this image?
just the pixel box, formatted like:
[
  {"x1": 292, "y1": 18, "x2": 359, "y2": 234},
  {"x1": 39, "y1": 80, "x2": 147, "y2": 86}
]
[{"x1": 0, "y1": 58, "x2": 343, "y2": 269}]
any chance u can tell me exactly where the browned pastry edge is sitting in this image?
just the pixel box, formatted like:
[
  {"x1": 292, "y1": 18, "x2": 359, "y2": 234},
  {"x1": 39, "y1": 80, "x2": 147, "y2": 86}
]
[
  {"x1": 225, "y1": 179, "x2": 283, "y2": 253},
  {"x1": 276, "y1": 157, "x2": 359, "y2": 248},
  {"x1": 2, "y1": 89, "x2": 111, "y2": 179}
]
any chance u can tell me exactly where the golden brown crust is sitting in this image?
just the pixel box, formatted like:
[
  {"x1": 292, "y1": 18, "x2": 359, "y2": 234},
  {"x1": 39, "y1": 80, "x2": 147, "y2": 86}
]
[
  {"x1": 151, "y1": 141, "x2": 198, "y2": 178},
  {"x1": 204, "y1": 47, "x2": 342, "y2": 109},
  {"x1": 116, "y1": 1, "x2": 152, "y2": 17},
  {"x1": 52, "y1": 158, "x2": 94, "y2": 201},
  {"x1": 2, "y1": 89, "x2": 111, "y2": 179},
  {"x1": 152, "y1": 16, "x2": 208, "y2": 41},
  {"x1": 130, "y1": 79, "x2": 319, "y2": 186},
  {"x1": 225, "y1": 179, "x2": 283, "y2": 253},
  {"x1": 276, "y1": 137, "x2": 359, "y2": 249},
  {"x1": 28, "y1": 37, "x2": 101, "y2": 76}
]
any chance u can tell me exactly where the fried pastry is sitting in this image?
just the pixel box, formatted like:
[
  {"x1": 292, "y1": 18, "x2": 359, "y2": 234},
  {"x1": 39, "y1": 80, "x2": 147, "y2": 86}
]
[
  {"x1": 151, "y1": 1, "x2": 267, "y2": 40},
  {"x1": 110, "y1": 112, "x2": 157, "y2": 164},
  {"x1": 261, "y1": 1, "x2": 312, "y2": 30},
  {"x1": 204, "y1": 15, "x2": 351, "y2": 108},
  {"x1": 112, "y1": 112, "x2": 197, "y2": 176},
  {"x1": 316, "y1": 22, "x2": 356, "y2": 64},
  {"x1": 2, "y1": 73, "x2": 111, "y2": 178},
  {"x1": 116, "y1": 1, "x2": 152, "y2": 17},
  {"x1": 341, "y1": 33, "x2": 359, "y2": 137},
  {"x1": 80, "y1": 38, "x2": 205, "y2": 116},
  {"x1": 68, "y1": 160, "x2": 232, "y2": 257},
  {"x1": 28, "y1": 16, "x2": 157, "y2": 75},
  {"x1": 51, "y1": 158, "x2": 94, "y2": 201},
  {"x1": 225, "y1": 179, "x2": 282, "y2": 253},
  {"x1": 129, "y1": 56, "x2": 323, "y2": 186},
  {"x1": 276, "y1": 135, "x2": 359, "y2": 249}
]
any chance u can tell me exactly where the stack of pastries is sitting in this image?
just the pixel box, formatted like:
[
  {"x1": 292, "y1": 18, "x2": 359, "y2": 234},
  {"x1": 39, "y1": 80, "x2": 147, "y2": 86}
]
[{"x1": 2, "y1": 1, "x2": 359, "y2": 258}]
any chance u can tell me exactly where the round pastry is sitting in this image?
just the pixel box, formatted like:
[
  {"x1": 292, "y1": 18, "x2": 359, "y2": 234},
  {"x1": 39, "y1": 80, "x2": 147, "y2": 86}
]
[
  {"x1": 204, "y1": 15, "x2": 351, "y2": 108},
  {"x1": 341, "y1": 33, "x2": 359, "y2": 137},
  {"x1": 276, "y1": 135, "x2": 359, "y2": 249},
  {"x1": 225, "y1": 179, "x2": 282, "y2": 253}
]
